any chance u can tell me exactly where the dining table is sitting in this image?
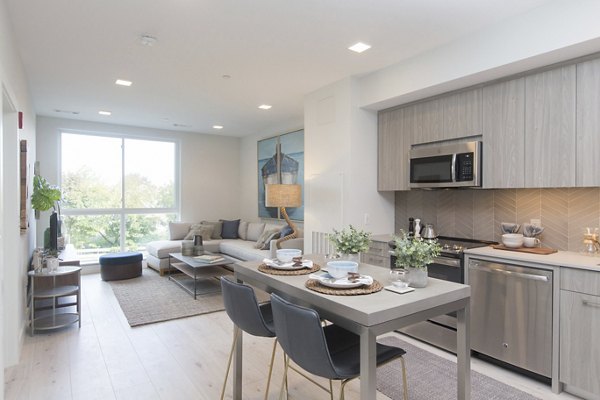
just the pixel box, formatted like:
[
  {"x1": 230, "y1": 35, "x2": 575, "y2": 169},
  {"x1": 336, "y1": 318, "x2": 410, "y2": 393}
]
[{"x1": 231, "y1": 255, "x2": 472, "y2": 400}]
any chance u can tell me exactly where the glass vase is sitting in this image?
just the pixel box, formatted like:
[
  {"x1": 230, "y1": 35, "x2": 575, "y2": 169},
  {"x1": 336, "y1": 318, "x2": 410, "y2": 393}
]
[
  {"x1": 340, "y1": 253, "x2": 360, "y2": 263},
  {"x1": 408, "y1": 266, "x2": 428, "y2": 288}
]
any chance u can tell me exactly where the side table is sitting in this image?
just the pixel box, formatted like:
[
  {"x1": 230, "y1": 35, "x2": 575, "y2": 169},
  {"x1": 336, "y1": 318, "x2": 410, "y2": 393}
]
[{"x1": 28, "y1": 266, "x2": 81, "y2": 335}]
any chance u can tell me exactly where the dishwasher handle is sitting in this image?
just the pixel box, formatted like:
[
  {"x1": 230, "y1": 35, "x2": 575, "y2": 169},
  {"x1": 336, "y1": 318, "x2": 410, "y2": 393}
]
[{"x1": 469, "y1": 262, "x2": 550, "y2": 282}]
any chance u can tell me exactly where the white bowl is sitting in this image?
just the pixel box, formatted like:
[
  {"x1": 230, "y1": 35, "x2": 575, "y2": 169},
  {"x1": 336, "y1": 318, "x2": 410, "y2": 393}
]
[
  {"x1": 276, "y1": 249, "x2": 302, "y2": 263},
  {"x1": 502, "y1": 233, "x2": 524, "y2": 248},
  {"x1": 327, "y1": 261, "x2": 359, "y2": 279}
]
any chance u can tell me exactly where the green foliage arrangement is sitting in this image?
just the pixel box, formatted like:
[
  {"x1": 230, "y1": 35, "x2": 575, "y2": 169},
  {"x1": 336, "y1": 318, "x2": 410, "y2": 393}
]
[
  {"x1": 31, "y1": 175, "x2": 62, "y2": 212},
  {"x1": 329, "y1": 225, "x2": 371, "y2": 255},
  {"x1": 392, "y1": 230, "x2": 442, "y2": 269}
]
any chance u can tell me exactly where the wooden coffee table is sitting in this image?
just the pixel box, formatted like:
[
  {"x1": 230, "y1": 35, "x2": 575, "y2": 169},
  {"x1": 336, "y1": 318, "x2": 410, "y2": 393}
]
[{"x1": 168, "y1": 252, "x2": 235, "y2": 299}]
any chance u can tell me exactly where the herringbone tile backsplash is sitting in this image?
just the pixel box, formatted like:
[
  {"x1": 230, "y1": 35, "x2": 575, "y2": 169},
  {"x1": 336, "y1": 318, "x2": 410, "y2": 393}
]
[{"x1": 395, "y1": 188, "x2": 600, "y2": 251}]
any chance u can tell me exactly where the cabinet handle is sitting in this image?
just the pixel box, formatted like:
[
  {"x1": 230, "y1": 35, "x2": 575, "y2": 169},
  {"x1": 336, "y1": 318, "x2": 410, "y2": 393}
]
[{"x1": 582, "y1": 299, "x2": 600, "y2": 308}]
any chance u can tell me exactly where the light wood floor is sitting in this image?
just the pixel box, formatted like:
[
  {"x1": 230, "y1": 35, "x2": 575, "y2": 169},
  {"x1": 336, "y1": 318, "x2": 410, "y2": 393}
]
[{"x1": 4, "y1": 271, "x2": 579, "y2": 400}]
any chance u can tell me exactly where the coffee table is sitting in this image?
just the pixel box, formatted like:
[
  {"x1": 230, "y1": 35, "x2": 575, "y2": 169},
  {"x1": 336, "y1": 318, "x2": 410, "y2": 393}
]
[{"x1": 168, "y1": 252, "x2": 235, "y2": 299}]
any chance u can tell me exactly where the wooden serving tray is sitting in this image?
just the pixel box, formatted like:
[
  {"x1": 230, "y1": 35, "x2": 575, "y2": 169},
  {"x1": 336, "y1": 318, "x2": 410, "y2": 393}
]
[{"x1": 492, "y1": 244, "x2": 557, "y2": 255}]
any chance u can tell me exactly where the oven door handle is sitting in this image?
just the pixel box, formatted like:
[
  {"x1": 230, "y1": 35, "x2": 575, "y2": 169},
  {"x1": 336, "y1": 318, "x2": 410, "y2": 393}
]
[{"x1": 433, "y1": 257, "x2": 461, "y2": 268}]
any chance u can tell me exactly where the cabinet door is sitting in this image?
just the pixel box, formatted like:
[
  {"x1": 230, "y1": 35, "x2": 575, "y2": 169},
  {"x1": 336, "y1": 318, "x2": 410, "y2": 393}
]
[
  {"x1": 482, "y1": 78, "x2": 525, "y2": 188},
  {"x1": 378, "y1": 106, "x2": 414, "y2": 190},
  {"x1": 577, "y1": 58, "x2": 600, "y2": 186},
  {"x1": 525, "y1": 66, "x2": 576, "y2": 187},
  {"x1": 560, "y1": 290, "x2": 600, "y2": 396},
  {"x1": 413, "y1": 98, "x2": 442, "y2": 144},
  {"x1": 442, "y1": 88, "x2": 482, "y2": 140}
]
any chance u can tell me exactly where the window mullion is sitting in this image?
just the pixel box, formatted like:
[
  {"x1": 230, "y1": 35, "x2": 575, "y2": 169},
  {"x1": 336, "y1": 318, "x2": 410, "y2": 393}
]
[{"x1": 121, "y1": 138, "x2": 126, "y2": 251}]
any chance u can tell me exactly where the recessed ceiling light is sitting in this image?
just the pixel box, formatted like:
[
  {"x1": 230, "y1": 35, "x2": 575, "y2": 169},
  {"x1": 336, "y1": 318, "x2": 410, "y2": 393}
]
[
  {"x1": 98, "y1": 110, "x2": 112, "y2": 116},
  {"x1": 258, "y1": 104, "x2": 272, "y2": 110},
  {"x1": 348, "y1": 42, "x2": 371, "y2": 53},
  {"x1": 115, "y1": 79, "x2": 132, "y2": 87},
  {"x1": 213, "y1": 125, "x2": 224, "y2": 130}
]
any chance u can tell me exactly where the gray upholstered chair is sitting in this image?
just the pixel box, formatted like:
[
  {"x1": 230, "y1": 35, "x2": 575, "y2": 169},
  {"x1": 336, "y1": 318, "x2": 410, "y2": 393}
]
[
  {"x1": 270, "y1": 293, "x2": 409, "y2": 400},
  {"x1": 219, "y1": 277, "x2": 278, "y2": 400}
]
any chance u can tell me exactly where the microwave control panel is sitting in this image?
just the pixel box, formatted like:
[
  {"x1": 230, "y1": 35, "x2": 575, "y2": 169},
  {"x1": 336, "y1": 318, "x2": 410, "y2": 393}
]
[{"x1": 456, "y1": 152, "x2": 474, "y2": 181}]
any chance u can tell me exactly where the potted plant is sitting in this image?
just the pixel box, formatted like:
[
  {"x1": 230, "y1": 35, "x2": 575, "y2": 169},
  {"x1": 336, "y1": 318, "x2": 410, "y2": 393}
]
[
  {"x1": 31, "y1": 175, "x2": 62, "y2": 250},
  {"x1": 329, "y1": 225, "x2": 371, "y2": 262},
  {"x1": 392, "y1": 230, "x2": 442, "y2": 287}
]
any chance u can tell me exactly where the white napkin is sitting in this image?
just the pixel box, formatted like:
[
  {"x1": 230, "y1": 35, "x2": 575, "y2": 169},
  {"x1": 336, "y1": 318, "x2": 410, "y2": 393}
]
[
  {"x1": 263, "y1": 258, "x2": 313, "y2": 269},
  {"x1": 309, "y1": 273, "x2": 373, "y2": 285}
]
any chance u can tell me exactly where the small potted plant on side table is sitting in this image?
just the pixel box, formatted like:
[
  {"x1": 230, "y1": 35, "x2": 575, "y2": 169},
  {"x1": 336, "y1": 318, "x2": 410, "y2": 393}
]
[
  {"x1": 392, "y1": 230, "x2": 442, "y2": 288},
  {"x1": 329, "y1": 225, "x2": 371, "y2": 262}
]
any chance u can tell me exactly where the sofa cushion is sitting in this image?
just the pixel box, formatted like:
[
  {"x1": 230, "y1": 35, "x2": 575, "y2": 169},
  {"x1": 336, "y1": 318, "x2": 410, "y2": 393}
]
[
  {"x1": 201, "y1": 220, "x2": 223, "y2": 239},
  {"x1": 246, "y1": 222, "x2": 265, "y2": 241},
  {"x1": 255, "y1": 228, "x2": 280, "y2": 250},
  {"x1": 169, "y1": 222, "x2": 192, "y2": 240},
  {"x1": 264, "y1": 223, "x2": 281, "y2": 233},
  {"x1": 183, "y1": 224, "x2": 214, "y2": 241},
  {"x1": 220, "y1": 219, "x2": 240, "y2": 239},
  {"x1": 219, "y1": 239, "x2": 270, "y2": 261},
  {"x1": 238, "y1": 221, "x2": 249, "y2": 240},
  {"x1": 146, "y1": 240, "x2": 184, "y2": 259},
  {"x1": 279, "y1": 224, "x2": 293, "y2": 238}
]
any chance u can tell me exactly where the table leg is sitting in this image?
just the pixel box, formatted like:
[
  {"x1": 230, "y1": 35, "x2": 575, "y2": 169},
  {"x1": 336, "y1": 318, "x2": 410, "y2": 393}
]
[
  {"x1": 456, "y1": 301, "x2": 471, "y2": 400},
  {"x1": 359, "y1": 327, "x2": 377, "y2": 399}
]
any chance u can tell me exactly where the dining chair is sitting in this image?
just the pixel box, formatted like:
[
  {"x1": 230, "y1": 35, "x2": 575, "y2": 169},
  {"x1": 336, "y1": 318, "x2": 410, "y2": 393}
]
[
  {"x1": 270, "y1": 293, "x2": 409, "y2": 400},
  {"x1": 219, "y1": 276, "x2": 278, "y2": 400}
]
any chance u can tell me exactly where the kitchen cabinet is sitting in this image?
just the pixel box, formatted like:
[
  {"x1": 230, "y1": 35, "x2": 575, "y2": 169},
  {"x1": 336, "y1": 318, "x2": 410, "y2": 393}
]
[
  {"x1": 482, "y1": 78, "x2": 525, "y2": 188},
  {"x1": 559, "y1": 268, "x2": 600, "y2": 399},
  {"x1": 378, "y1": 105, "x2": 415, "y2": 191},
  {"x1": 412, "y1": 98, "x2": 442, "y2": 144},
  {"x1": 576, "y1": 58, "x2": 600, "y2": 186},
  {"x1": 524, "y1": 65, "x2": 577, "y2": 187},
  {"x1": 361, "y1": 237, "x2": 390, "y2": 268},
  {"x1": 441, "y1": 88, "x2": 482, "y2": 140}
]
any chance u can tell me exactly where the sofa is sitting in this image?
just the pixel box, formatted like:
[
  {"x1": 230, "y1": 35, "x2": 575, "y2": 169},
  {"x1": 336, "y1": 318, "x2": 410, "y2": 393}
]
[{"x1": 146, "y1": 219, "x2": 304, "y2": 275}]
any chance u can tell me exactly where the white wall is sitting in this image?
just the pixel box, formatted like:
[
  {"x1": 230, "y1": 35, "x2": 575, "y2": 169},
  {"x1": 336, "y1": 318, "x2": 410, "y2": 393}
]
[
  {"x1": 359, "y1": 0, "x2": 600, "y2": 110},
  {"x1": 303, "y1": 77, "x2": 394, "y2": 253},
  {"x1": 35, "y1": 116, "x2": 241, "y2": 243},
  {"x1": 0, "y1": 0, "x2": 37, "y2": 386}
]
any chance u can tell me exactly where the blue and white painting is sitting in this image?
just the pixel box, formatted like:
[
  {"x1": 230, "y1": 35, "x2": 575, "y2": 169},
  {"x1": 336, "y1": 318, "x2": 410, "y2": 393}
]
[{"x1": 257, "y1": 129, "x2": 304, "y2": 221}]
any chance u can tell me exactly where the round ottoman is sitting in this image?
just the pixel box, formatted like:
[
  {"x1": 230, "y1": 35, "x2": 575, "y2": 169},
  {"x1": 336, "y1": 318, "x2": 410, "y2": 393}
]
[{"x1": 100, "y1": 252, "x2": 143, "y2": 281}]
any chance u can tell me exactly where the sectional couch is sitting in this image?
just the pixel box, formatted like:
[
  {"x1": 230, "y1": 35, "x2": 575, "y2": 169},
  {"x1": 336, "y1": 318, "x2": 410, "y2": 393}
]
[{"x1": 146, "y1": 219, "x2": 304, "y2": 275}]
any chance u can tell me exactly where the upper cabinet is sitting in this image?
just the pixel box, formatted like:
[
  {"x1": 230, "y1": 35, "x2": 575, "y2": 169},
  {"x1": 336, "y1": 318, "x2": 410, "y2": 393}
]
[
  {"x1": 524, "y1": 66, "x2": 577, "y2": 188},
  {"x1": 482, "y1": 78, "x2": 525, "y2": 188},
  {"x1": 442, "y1": 88, "x2": 482, "y2": 140},
  {"x1": 378, "y1": 105, "x2": 415, "y2": 191},
  {"x1": 413, "y1": 98, "x2": 442, "y2": 144},
  {"x1": 576, "y1": 58, "x2": 600, "y2": 186}
]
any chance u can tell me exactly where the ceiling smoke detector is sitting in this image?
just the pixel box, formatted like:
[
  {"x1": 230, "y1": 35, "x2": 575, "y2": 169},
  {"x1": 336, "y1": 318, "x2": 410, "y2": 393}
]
[{"x1": 139, "y1": 34, "x2": 158, "y2": 47}]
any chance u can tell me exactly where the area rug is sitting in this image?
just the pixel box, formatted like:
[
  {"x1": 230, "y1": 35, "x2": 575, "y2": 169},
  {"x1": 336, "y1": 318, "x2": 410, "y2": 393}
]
[
  {"x1": 109, "y1": 267, "x2": 269, "y2": 327},
  {"x1": 377, "y1": 337, "x2": 541, "y2": 400}
]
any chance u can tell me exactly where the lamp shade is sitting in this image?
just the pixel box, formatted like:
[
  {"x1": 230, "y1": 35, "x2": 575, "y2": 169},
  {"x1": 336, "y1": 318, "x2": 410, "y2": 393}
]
[{"x1": 265, "y1": 184, "x2": 301, "y2": 208}]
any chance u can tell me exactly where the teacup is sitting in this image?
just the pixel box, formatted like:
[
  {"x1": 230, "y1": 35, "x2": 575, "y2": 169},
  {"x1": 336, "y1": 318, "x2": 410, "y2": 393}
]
[
  {"x1": 276, "y1": 249, "x2": 302, "y2": 263},
  {"x1": 523, "y1": 237, "x2": 541, "y2": 248},
  {"x1": 327, "y1": 261, "x2": 359, "y2": 279},
  {"x1": 502, "y1": 233, "x2": 524, "y2": 248}
]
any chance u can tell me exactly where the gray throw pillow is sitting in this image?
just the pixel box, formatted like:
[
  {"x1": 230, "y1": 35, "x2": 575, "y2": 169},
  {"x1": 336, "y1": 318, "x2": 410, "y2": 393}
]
[
  {"x1": 220, "y1": 219, "x2": 240, "y2": 239},
  {"x1": 201, "y1": 220, "x2": 223, "y2": 239},
  {"x1": 183, "y1": 224, "x2": 214, "y2": 241},
  {"x1": 255, "y1": 228, "x2": 280, "y2": 250},
  {"x1": 169, "y1": 222, "x2": 192, "y2": 240}
]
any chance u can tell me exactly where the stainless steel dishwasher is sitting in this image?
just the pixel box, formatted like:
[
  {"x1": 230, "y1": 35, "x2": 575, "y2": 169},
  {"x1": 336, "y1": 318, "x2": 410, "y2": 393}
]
[{"x1": 468, "y1": 259, "x2": 553, "y2": 377}]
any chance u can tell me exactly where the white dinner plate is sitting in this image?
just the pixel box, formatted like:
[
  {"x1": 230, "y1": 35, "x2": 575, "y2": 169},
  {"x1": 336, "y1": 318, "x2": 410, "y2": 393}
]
[
  {"x1": 268, "y1": 263, "x2": 307, "y2": 270},
  {"x1": 312, "y1": 274, "x2": 373, "y2": 289}
]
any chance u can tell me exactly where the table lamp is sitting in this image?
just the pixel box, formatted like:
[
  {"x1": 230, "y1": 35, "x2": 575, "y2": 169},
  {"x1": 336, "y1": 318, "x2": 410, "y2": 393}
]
[{"x1": 265, "y1": 184, "x2": 301, "y2": 249}]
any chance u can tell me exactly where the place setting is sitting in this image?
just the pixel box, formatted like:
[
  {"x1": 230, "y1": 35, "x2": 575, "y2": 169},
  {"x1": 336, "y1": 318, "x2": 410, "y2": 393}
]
[
  {"x1": 258, "y1": 249, "x2": 321, "y2": 275},
  {"x1": 305, "y1": 260, "x2": 383, "y2": 295}
]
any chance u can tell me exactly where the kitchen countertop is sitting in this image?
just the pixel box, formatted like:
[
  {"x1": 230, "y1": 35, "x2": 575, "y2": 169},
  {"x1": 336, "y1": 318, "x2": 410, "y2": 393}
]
[
  {"x1": 465, "y1": 246, "x2": 600, "y2": 272},
  {"x1": 371, "y1": 233, "x2": 394, "y2": 243}
]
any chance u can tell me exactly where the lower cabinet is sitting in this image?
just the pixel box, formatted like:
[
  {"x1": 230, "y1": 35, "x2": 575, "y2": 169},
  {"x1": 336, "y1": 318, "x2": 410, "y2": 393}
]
[
  {"x1": 361, "y1": 239, "x2": 390, "y2": 268},
  {"x1": 560, "y1": 269, "x2": 600, "y2": 399}
]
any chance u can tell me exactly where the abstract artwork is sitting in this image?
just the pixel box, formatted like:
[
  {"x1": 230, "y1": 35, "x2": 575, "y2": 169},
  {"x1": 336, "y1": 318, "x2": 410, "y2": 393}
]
[{"x1": 257, "y1": 129, "x2": 304, "y2": 220}]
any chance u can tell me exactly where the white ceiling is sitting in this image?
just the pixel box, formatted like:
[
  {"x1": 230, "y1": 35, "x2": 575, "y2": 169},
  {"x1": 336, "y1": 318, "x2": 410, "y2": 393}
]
[{"x1": 6, "y1": 0, "x2": 553, "y2": 137}]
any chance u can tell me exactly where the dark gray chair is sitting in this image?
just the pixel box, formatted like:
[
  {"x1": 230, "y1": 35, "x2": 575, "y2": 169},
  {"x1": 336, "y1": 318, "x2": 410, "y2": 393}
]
[
  {"x1": 219, "y1": 276, "x2": 278, "y2": 400},
  {"x1": 270, "y1": 293, "x2": 409, "y2": 400}
]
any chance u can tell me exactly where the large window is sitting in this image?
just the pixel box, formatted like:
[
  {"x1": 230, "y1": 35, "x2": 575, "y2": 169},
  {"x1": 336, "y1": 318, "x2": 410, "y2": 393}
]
[{"x1": 60, "y1": 132, "x2": 178, "y2": 262}]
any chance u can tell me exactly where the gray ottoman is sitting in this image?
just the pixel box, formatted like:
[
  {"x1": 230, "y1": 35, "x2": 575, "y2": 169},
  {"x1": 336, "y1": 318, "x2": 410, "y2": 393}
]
[{"x1": 100, "y1": 251, "x2": 143, "y2": 281}]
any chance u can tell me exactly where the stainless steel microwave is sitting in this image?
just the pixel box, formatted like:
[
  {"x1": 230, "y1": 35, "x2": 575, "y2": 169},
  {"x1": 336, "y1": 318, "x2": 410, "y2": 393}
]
[{"x1": 409, "y1": 141, "x2": 481, "y2": 188}]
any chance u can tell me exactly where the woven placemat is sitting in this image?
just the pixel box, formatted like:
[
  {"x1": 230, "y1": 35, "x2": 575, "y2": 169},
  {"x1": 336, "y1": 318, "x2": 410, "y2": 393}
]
[
  {"x1": 305, "y1": 279, "x2": 383, "y2": 296},
  {"x1": 258, "y1": 263, "x2": 321, "y2": 276}
]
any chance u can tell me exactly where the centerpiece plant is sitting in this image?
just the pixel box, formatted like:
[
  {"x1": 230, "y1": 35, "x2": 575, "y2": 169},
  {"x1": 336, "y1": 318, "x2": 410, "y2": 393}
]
[
  {"x1": 392, "y1": 230, "x2": 442, "y2": 287},
  {"x1": 329, "y1": 225, "x2": 371, "y2": 261}
]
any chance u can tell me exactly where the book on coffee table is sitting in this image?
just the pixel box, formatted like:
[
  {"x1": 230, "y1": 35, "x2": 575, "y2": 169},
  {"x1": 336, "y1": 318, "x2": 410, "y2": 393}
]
[{"x1": 193, "y1": 254, "x2": 225, "y2": 263}]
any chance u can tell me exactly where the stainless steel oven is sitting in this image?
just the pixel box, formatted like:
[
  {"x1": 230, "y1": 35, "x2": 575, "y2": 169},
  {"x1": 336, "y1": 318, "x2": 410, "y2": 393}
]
[{"x1": 389, "y1": 236, "x2": 495, "y2": 353}]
